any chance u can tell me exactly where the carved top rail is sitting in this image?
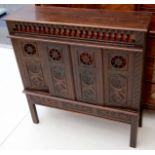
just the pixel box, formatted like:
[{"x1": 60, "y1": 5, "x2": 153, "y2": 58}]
[{"x1": 5, "y1": 6, "x2": 151, "y2": 48}]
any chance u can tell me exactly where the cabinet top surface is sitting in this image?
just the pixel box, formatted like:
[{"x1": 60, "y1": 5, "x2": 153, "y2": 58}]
[{"x1": 5, "y1": 5, "x2": 151, "y2": 31}]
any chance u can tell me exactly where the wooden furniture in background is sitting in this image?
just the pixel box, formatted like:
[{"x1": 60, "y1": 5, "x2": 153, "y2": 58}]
[
  {"x1": 6, "y1": 5, "x2": 151, "y2": 147},
  {"x1": 135, "y1": 4, "x2": 155, "y2": 110}
]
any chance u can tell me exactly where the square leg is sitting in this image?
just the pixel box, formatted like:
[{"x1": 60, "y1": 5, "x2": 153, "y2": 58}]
[
  {"x1": 26, "y1": 95, "x2": 39, "y2": 124},
  {"x1": 130, "y1": 116, "x2": 138, "y2": 148}
]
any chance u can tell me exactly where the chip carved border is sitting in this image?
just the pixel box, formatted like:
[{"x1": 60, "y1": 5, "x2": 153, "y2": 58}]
[{"x1": 29, "y1": 94, "x2": 135, "y2": 124}]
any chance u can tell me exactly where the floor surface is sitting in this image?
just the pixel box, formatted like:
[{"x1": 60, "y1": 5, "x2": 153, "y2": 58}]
[
  {"x1": 0, "y1": 46, "x2": 155, "y2": 150},
  {"x1": 0, "y1": 4, "x2": 30, "y2": 45}
]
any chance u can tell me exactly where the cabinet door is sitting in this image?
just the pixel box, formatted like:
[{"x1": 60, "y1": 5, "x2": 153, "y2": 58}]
[
  {"x1": 71, "y1": 46, "x2": 104, "y2": 105},
  {"x1": 41, "y1": 43, "x2": 75, "y2": 99},
  {"x1": 11, "y1": 38, "x2": 48, "y2": 91},
  {"x1": 103, "y1": 49, "x2": 143, "y2": 110}
]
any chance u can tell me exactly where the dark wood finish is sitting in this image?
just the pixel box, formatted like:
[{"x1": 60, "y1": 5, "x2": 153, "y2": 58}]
[
  {"x1": 41, "y1": 42, "x2": 75, "y2": 99},
  {"x1": 36, "y1": 4, "x2": 136, "y2": 11},
  {"x1": 26, "y1": 94, "x2": 39, "y2": 123},
  {"x1": 6, "y1": 6, "x2": 151, "y2": 31},
  {"x1": 5, "y1": 5, "x2": 151, "y2": 148},
  {"x1": 130, "y1": 116, "x2": 138, "y2": 148},
  {"x1": 36, "y1": 4, "x2": 155, "y2": 111},
  {"x1": 71, "y1": 46, "x2": 104, "y2": 105},
  {"x1": 24, "y1": 90, "x2": 139, "y2": 124}
]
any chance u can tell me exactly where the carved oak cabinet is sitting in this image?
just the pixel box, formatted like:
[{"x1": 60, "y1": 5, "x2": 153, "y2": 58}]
[{"x1": 6, "y1": 6, "x2": 151, "y2": 147}]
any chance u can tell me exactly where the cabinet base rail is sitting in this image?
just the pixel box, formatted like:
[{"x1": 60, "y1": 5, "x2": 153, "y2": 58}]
[{"x1": 24, "y1": 89, "x2": 139, "y2": 148}]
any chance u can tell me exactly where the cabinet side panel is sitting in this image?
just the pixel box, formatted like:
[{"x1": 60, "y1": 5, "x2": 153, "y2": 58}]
[{"x1": 132, "y1": 53, "x2": 143, "y2": 109}]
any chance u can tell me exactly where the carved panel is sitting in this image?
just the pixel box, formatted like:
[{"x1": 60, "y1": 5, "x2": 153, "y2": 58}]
[
  {"x1": 42, "y1": 43, "x2": 75, "y2": 99},
  {"x1": 26, "y1": 61, "x2": 47, "y2": 90},
  {"x1": 103, "y1": 49, "x2": 134, "y2": 109},
  {"x1": 12, "y1": 39, "x2": 48, "y2": 91},
  {"x1": 51, "y1": 65, "x2": 67, "y2": 95},
  {"x1": 71, "y1": 46, "x2": 104, "y2": 105},
  {"x1": 109, "y1": 74, "x2": 127, "y2": 106}
]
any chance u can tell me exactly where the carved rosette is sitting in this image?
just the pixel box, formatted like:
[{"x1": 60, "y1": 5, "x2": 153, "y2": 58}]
[
  {"x1": 110, "y1": 54, "x2": 128, "y2": 70},
  {"x1": 80, "y1": 52, "x2": 94, "y2": 65},
  {"x1": 49, "y1": 48, "x2": 62, "y2": 61},
  {"x1": 111, "y1": 56, "x2": 126, "y2": 69},
  {"x1": 23, "y1": 43, "x2": 37, "y2": 56},
  {"x1": 109, "y1": 74, "x2": 127, "y2": 105}
]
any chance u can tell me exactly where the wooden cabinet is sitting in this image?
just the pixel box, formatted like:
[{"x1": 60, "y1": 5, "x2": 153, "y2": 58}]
[
  {"x1": 6, "y1": 6, "x2": 151, "y2": 147},
  {"x1": 36, "y1": 4, "x2": 155, "y2": 110}
]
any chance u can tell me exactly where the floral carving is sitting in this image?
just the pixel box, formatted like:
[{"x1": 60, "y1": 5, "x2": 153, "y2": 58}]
[
  {"x1": 24, "y1": 43, "x2": 36, "y2": 55},
  {"x1": 111, "y1": 56, "x2": 126, "y2": 69},
  {"x1": 52, "y1": 66, "x2": 65, "y2": 80},
  {"x1": 49, "y1": 49, "x2": 61, "y2": 61},
  {"x1": 110, "y1": 75, "x2": 126, "y2": 89},
  {"x1": 51, "y1": 65, "x2": 67, "y2": 96},
  {"x1": 26, "y1": 62, "x2": 47, "y2": 90},
  {"x1": 80, "y1": 52, "x2": 93, "y2": 65},
  {"x1": 110, "y1": 74, "x2": 127, "y2": 105},
  {"x1": 82, "y1": 88, "x2": 96, "y2": 101},
  {"x1": 81, "y1": 70, "x2": 95, "y2": 85}
]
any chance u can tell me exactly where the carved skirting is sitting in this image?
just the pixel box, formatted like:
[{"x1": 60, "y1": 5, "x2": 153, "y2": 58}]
[{"x1": 29, "y1": 94, "x2": 136, "y2": 124}]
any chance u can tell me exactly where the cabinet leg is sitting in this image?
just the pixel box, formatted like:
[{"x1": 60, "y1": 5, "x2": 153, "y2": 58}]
[
  {"x1": 130, "y1": 117, "x2": 138, "y2": 148},
  {"x1": 26, "y1": 95, "x2": 39, "y2": 124}
]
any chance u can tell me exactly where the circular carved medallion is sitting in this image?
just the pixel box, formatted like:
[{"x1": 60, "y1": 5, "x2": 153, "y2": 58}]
[
  {"x1": 49, "y1": 49, "x2": 61, "y2": 61},
  {"x1": 81, "y1": 70, "x2": 94, "y2": 85},
  {"x1": 80, "y1": 52, "x2": 93, "y2": 65},
  {"x1": 52, "y1": 66, "x2": 64, "y2": 80},
  {"x1": 110, "y1": 75, "x2": 126, "y2": 89},
  {"x1": 111, "y1": 56, "x2": 126, "y2": 69},
  {"x1": 24, "y1": 44, "x2": 36, "y2": 55}
]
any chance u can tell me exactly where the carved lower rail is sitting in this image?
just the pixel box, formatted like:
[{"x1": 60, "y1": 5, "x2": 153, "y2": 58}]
[{"x1": 24, "y1": 89, "x2": 139, "y2": 147}]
